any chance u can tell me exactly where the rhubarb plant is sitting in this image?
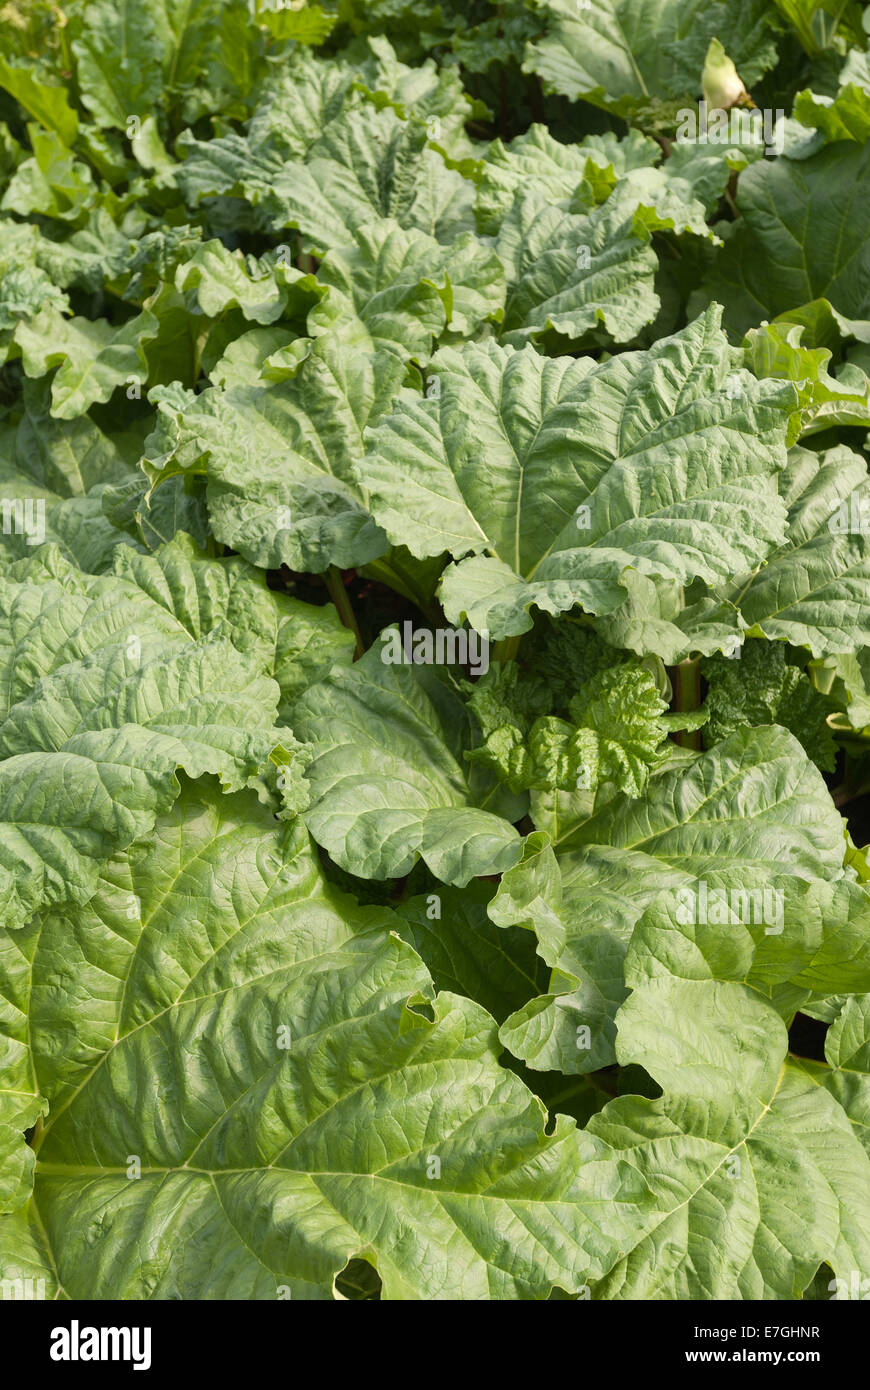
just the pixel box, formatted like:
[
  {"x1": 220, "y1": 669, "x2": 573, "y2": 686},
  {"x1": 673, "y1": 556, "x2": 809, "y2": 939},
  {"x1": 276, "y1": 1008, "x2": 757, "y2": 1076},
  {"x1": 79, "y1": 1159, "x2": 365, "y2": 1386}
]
[{"x1": 1, "y1": 0, "x2": 870, "y2": 1303}]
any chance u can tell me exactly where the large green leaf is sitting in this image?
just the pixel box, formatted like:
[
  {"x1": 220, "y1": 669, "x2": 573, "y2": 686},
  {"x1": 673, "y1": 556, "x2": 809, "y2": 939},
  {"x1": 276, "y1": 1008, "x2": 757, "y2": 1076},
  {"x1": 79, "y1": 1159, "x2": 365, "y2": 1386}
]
[
  {"x1": 14, "y1": 306, "x2": 159, "y2": 419},
  {"x1": 0, "y1": 386, "x2": 138, "y2": 572},
  {"x1": 700, "y1": 142, "x2": 870, "y2": 338},
  {"x1": 0, "y1": 227, "x2": 70, "y2": 364},
  {"x1": 308, "y1": 218, "x2": 506, "y2": 359},
  {"x1": 525, "y1": 0, "x2": 778, "y2": 121},
  {"x1": 255, "y1": 1, "x2": 337, "y2": 45},
  {"x1": 565, "y1": 725, "x2": 844, "y2": 870},
  {"x1": 294, "y1": 640, "x2": 525, "y2": 886},
  {"x1": 627, "y1": 874, "x2": 870, "y2": 1015},
  {"x1": 0, "y1": 56, "x2": 79, "y2": 145},
  {"x1": 106, "y1": 536, "x2": 355, "y2": 722},
  {"x1": 744, "y1": 318, "x2": 870, "y2": 441},
  {"x1": 359, "y1": 307, "x2": 797, "y2": 658},
  {"x1": 737, "y1": 445, "x2": 870, "y2": 655},
  {"x1": 810, "y1": 994, "x2": 870, "y2": 1158},
  {"x1": 174, "y1": 240, "x2": 324, "y2": 326},
  {"x1": 178, "y1": 103, "x2": 475, "y2": 253},
  {"x1": 1, "y1": 127, "x2": 96, "y2": 225},
  {"x1": 495, "y1": 187, "x2": 659, "y2": 349},
  {"x1": 150, "y1": 0, "x2": 227, "y2": 99},
  {"x1": 244, "y1": 44, "x2": 358, "y2": 160},
  {"x1": 393, "y1": 881, "x2": 549, "y2": 1025},
  {"x1": 143, "y1": 333, "x2": 405, "y2": 573},
  {"x1": 664, "y1": 136, "x2": 764, "y2": 212},
  {"x1": 0, "y1": 781, "x2": 651, "y2": 1299},
  {"x1": 0, "y1": 536, "x2": 347, "y2": 928},
  {"x1": 1, "y1": 1, "x2": 868, "y2": 1308},
  {"x1": 588, "y1": 975, "x2": 870, "y2": 1298},
  {"x1": 71, "y1": 0, "x2": 165, "y2": 131},
  {"x1": 794, "y1": 83, "x2": 870, "y2": 144},
  {"x1": 494, "y1": 170, "x2": 713, "y2": 350},
  {"x1": 350, "y1": 32, "x2": 481, "y2": 157},
  {"x1": 476, "y1": 125, "x2": 660, "y2": 235},
  {"x1": 489, "y1": 727, "x2": 847, "y2": 1074}
]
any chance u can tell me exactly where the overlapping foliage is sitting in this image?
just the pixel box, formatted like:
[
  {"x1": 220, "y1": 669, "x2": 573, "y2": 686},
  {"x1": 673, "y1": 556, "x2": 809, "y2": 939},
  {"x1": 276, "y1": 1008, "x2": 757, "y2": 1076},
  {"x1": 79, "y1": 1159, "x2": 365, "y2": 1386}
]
[{"x1": 2, "y1": 0, "x2": 870, "y2": 1301}]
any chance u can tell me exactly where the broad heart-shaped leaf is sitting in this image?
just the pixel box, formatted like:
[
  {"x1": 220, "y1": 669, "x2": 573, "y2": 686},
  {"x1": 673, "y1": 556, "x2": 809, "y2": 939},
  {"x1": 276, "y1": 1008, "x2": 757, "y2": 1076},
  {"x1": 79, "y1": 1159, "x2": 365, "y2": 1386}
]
[
  {"x1": 0, "y1": 534, "x2": 350, "y2": 928},
  {"x1": 495, "y1": 188, "x2": 659, "y2": 349},
  {"x1": 699, "y1": 142, "x2": 870, "y2": 338},
  {"x1": 0, "y1": 781, "x2": 652, "y2": 1299},
  {"x1": 476, "y1": 125, "x2": 660, "y2": 236},
  {"x1": 488, "y1": 727, "x2": 846, "y2": 1075},
  {"x1": 308, "y1": 218, "x2": 506, "y2": 360},
  {"x1": 70, "y1": 0, "x2": 165, "y2": 130},
  {"x1": 13, "y1": 306, "x2": 159, "y2": 419},
  {"x1": 293, "y1": 640, "x2": 525, "y2": 887},
  {"x1": 736, "y1": 445, "x2": 870, "y2": 656},
  {"x1": 0, "y1": 387, "x2": 139, "y2": 572},
  {"x1": 236, "y1": 41, "x2": 355, "y2": 161},
  {"x1": 0, "y1": 57, "x2": 78, "y2": 146},
  {"x1": 494, "y1": 173, "x2": 713, "y2": 350},
  {"x1": 142, "y1": 333, "x2": 405, "y2": 574},
  {"x1": 359, "y1": 307, "x2": 797, "y2": 659},
  {"x1": 524, "y1": 0, "x2": 778, "y2": 121},
  {"x1": 626, "y1": 874, "x2": 870, "y2": 1019},
  {"x1": 587, "y1": 976, "x2": 870, "y2": 1299},
  {"x1": 178, "y1": 103, "x2": 475, "y2": 253}
]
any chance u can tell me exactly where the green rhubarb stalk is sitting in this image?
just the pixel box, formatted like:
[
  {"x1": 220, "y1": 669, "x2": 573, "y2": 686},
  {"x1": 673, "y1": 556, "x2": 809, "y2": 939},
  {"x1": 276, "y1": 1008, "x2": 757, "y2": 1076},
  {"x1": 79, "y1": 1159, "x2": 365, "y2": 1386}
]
[
  {"x1": 325, "y1": 566, "x2": 364, "y2": 660},
  {"x1": 672, "y1": 657, "x2": 703, "y2": 750},
  {"x1": 492, "y1": 634, "x2": 521, "y2": 663}
]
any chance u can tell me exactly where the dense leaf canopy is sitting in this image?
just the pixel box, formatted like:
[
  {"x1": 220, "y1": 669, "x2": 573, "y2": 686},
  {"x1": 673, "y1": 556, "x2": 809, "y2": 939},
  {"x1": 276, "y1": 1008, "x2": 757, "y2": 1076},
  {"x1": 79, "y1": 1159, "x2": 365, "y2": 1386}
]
[{"x1": 1, "y1": 0, "x2": 870, "y2": 1303}]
